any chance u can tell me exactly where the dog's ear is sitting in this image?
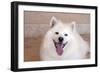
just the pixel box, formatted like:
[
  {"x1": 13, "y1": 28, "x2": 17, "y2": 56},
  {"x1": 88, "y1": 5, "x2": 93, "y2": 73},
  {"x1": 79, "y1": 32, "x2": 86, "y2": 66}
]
[
  {"x1": 71, "y1": 21, "x2": 77, "y2": 32},
  {"x1": 50, "y1": 16, "x2": 58, "y2": 28}
]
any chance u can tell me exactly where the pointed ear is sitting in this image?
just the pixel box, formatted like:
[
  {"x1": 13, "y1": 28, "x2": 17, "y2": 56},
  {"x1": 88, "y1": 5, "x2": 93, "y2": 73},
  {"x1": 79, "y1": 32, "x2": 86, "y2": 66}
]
[
  {"x1": 50, "y1": 16, "x2": 58, "y2": 28},
  {"x1": 71, "y1": 21, "x2": 77, "y2": 32}
]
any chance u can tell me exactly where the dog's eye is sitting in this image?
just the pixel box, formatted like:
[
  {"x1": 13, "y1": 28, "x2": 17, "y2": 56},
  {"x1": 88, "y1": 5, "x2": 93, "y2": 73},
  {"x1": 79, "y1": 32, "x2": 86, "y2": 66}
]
[
  {"x1": 55, "y1": 32, "x2": 59, "y2": 35},
  {"x1": 64, "y1": 34, "x2": 68, "y2": 36}
]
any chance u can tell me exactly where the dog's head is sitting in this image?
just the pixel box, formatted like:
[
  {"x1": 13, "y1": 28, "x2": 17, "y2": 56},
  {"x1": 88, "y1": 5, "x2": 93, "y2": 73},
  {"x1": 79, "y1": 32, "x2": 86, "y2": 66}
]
[{"x1": 49, "y1": 16, "x2": 77, "y2": 56}]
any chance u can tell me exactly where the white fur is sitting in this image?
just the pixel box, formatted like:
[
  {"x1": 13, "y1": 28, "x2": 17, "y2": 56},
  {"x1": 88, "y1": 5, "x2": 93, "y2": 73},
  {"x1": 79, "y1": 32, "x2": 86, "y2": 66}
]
[{"x1": 40, "y1": 17, "x2": 89, "y2": 61}]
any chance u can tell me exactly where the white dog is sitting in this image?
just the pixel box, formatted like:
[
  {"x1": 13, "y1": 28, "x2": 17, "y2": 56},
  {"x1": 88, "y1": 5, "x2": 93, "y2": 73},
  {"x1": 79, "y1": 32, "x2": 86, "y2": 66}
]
[{"x1": 40, "y1": 17, "x2": 89, "y2": 61}]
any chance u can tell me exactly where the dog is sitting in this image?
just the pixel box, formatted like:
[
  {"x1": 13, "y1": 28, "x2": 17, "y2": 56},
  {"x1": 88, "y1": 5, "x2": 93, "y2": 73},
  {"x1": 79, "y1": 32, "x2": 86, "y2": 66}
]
[{"x1": 40, "y1": 16, "x2": 89, "y2": 61}]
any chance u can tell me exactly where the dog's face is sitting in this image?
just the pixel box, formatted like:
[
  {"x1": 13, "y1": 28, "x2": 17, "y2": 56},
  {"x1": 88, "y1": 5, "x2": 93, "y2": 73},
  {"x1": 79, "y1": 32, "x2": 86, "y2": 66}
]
[{"x1": 49, "y1": 17, "x2": 76, "y2": 56}]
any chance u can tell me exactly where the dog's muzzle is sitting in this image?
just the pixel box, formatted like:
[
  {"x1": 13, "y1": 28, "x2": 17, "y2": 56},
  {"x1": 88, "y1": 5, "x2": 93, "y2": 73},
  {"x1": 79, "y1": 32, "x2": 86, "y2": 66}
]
[{"x1": 53, "y1": 40, "x2": 68, "y2": 56}]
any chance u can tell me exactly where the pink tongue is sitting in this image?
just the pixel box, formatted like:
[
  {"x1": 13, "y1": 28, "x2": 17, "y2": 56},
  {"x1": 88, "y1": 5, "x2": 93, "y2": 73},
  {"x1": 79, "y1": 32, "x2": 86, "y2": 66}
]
[{"x1": 56, "y1": 44, "x2": 63, "y2": 56}]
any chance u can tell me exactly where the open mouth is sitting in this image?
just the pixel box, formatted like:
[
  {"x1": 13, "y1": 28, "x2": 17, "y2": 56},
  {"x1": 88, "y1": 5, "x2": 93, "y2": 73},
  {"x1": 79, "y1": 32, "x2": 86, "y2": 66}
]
[{"x1": 53, "y1": 40, "x2": 68, "y2": 56}]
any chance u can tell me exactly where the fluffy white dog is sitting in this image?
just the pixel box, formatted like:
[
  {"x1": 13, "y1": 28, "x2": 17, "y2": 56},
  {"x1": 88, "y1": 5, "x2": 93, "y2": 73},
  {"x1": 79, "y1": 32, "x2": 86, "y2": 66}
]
[{"x1": 40, "y1": 17, "x2": 89, "y2": 61}]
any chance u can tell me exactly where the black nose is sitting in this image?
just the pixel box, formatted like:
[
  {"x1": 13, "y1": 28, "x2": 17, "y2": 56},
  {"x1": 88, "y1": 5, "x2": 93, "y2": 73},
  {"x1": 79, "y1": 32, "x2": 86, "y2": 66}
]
[{"x1": 58, "y1": 37, "x2": 64, "y2": 42}]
